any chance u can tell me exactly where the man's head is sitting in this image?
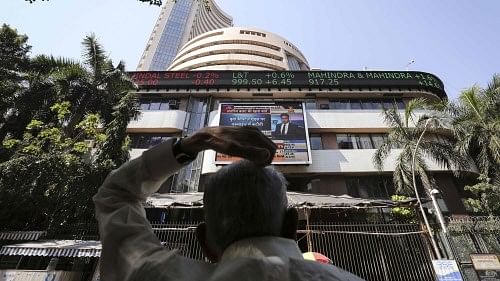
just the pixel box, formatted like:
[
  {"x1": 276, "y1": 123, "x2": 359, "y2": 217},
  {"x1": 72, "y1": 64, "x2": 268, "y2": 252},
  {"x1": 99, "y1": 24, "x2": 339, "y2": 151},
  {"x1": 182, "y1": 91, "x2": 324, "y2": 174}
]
[
  {"x1": 280, "y1": 113, "x2": 290, "y2": 124},
  {"x1": 197, "y1": 160, "x2": 297, "y2": 261}
]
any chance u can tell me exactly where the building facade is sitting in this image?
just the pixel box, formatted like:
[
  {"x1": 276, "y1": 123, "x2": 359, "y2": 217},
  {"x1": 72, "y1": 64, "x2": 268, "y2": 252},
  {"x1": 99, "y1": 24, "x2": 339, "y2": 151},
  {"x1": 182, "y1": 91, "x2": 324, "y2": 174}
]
[
  {"x1": 137, "y1": 0, "x2": 233, "y2": 71},
  {"x1": 127, "y1": 61, "x2": 481, "y2": 279},
  {"x1": 128, "y1": 68, "x2": 477, "y2": 213},
  {"x1": 168, "y1": 27, "x2": 310, "y2": 71}
]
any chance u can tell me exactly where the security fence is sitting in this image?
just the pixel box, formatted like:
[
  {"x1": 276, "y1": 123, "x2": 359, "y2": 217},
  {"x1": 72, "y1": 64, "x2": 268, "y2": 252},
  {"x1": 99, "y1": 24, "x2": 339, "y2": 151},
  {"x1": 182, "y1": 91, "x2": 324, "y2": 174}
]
[
  {"x1": 446, "y1": 216, "x2": 500, "y2": 281},
  {"x1": 150, "y1": 220, "x2": 436, "y2": 281}
]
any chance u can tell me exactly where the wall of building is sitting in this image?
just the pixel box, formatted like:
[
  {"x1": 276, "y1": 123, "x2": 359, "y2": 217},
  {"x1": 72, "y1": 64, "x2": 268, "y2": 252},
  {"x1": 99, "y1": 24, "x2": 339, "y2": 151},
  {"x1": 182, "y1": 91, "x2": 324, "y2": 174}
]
[
  {"x1": 168, "y1": 27, "x2": 309, "y2": 71},
  {"x1": 137, "y1": 0, "x2": 233, "y2": 71}
]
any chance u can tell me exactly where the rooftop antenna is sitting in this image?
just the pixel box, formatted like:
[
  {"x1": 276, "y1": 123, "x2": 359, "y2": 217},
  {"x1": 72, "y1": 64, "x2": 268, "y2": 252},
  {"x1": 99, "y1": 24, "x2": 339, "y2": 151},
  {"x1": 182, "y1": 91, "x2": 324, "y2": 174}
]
[{"x1": 405, "y1": 59, "x2": 415, "y2": 71}]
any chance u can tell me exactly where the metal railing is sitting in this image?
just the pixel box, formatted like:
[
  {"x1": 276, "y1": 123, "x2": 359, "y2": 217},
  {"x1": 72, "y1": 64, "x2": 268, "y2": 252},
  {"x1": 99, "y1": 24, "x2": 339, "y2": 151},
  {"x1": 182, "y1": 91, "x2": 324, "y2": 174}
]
[{"x1": 150, "y1": 220, "x2": 436, "y2": 281}]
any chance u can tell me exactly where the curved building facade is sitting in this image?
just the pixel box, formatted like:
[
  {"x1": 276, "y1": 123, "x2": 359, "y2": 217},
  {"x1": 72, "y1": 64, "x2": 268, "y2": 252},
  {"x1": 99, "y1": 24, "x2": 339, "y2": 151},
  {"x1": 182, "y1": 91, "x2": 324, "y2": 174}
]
[
  {"x1": 168, "y1": 27, "x2": 310, "y2": 71},
  {"x1": 137, "y1": 0, "x2": 233, "y2": 71}
]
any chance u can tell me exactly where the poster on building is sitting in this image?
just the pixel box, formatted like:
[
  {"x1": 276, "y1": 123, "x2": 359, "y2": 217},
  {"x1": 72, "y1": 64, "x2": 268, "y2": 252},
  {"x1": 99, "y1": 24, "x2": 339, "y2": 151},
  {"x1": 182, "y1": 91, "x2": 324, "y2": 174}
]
[
  {"x1": 216, "y1": 102, "x2": 311, "y2": 165},
  {"x1": 432, "y1": 260, "x2": 463, "y2": 281},
  {"x1": 471, "y1": 254, "x2": 500, "y2": 281}
]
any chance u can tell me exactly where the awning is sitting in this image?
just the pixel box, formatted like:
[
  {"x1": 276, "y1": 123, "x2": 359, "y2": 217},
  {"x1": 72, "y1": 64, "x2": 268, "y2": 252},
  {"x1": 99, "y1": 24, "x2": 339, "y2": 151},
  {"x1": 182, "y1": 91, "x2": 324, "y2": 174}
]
[
  {"x1": 145, "y1": 192, "x2": 421, "y2": 209},
  {"x1": 0, "y1": 231, "x2": 46, "y2": 241},
  {"x1": 0, "y1": 240, "x2": 101, "y2": 257}
]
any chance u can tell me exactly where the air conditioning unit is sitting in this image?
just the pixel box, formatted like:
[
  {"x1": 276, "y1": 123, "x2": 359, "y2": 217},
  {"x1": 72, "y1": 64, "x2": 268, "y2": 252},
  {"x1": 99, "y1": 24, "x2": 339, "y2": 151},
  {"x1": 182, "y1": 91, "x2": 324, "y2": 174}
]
[{"x1": 168, "y1": 100, "x2": 177, "y2": 106}]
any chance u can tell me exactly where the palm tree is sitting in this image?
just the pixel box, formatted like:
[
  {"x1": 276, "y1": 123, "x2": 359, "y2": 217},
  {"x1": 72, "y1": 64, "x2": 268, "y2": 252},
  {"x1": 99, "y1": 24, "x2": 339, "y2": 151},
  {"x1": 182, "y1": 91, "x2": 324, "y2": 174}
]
[
  {"x1": 373, "y1": 98, "x2": 468, "y2": 196},
  {"x1": 449, "y1": 74, "x2": 500, "y2": 182},
  {"x1": 62, "y1": 34, "x2": 137, "y2": 137}
]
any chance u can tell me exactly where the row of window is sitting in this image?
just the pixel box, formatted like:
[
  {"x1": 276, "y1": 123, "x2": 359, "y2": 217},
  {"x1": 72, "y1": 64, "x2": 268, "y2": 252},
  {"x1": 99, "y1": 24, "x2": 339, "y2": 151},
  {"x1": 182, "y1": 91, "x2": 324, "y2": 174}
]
[
  {"x1": 327, "y1": 99, "x2": 405, "y2": 110},
  {"x1": 337, "y1": 134, "x2": 388, "y2": 149},
  {"x1": 346, "y1": 176, "x2": 395, "y2": 199},
  {"x1": 309, "y1": 133, "x2": 389, "y2": 150},
  {"x1": 139, "y1": 98, "x2": 179, "y2": 111}
]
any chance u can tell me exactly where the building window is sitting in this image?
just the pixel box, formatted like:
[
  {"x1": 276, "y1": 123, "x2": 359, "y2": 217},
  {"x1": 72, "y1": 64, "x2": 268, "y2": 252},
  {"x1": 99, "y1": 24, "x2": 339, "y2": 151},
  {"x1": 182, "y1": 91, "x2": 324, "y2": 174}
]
[
  {"x1": 129, "y1": 134, "x2": 176, "y2": 149},
  {"x1": 304, "y1": 100, "x2": 316, "y2": 109},
  {"x1": 139, "y1": 98, "x2": 179, "y2": 111},
  {"x1": 329, "y1": 99, "x2": 405, "y2": 110},
  {"x1": 346, "y1": 176, "x2": 395, "y2": 199},
  {"x1": 337, "y1": 134, "x2": 388, "y2": 149},
  {"x1": 287, "y1": 55, "x2": 301, "y2": 70},
  {"x1": 309, "y1": 134, "x2": 323, "y2": 150}
]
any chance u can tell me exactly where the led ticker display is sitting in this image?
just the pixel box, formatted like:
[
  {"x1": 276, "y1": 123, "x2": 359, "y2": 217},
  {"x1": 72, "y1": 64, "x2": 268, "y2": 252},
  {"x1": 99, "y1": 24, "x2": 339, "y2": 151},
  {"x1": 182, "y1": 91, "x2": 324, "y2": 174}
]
[
  {"x1": 128, "y1": 70, "x2": 446, "y2": 98},
  {"x1": 215, "y1": 102, "x2": 312, "y2": 165}
]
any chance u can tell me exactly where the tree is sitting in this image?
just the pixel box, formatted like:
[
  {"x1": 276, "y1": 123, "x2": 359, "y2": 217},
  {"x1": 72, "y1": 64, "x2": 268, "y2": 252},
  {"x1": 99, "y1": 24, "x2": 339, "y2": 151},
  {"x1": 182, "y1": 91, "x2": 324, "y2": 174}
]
[
  {"x1": 449, "y1": 75, "x2": 500, "y2": 215},
  {"x1": 0, "y1": 24, "x2": 31, "y2": 140},
  {"x1": 0, "y1": 30, "x2": 137, "y2": 231},
  {"x1": 449, "y1": 75, "x2": 500, "y2": 181},
  {"x1": 373, "y1": 98, "x2": 468, "y2": 196}
]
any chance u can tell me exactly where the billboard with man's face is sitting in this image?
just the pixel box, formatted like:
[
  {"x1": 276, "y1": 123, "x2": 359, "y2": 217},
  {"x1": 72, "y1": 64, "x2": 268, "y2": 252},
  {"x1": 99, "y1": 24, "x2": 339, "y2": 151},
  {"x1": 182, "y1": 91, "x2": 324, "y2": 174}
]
[{"x1": 215, "y1": 102, "x2": 311, "y2": 165}]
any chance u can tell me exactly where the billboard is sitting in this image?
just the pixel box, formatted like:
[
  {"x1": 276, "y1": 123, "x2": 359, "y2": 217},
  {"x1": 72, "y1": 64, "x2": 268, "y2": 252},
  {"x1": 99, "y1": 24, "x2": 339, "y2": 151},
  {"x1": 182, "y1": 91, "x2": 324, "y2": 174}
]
[{"x1": 215, "y1": 102, "x2": 311, "y2": 165}]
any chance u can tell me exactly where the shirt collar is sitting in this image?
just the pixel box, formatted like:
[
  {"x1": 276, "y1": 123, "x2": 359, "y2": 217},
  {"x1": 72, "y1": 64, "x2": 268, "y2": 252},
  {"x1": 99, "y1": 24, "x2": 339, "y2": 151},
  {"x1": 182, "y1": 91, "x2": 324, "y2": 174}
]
[{"x1": 220, "y1": 236, "x2": 303, "y2": 262}]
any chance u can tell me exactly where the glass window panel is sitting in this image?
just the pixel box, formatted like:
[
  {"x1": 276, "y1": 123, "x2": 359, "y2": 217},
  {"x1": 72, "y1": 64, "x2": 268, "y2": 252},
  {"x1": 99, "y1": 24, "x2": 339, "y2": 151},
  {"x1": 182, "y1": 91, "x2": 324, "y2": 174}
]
[
  {"x1": 355, "y1": 134, "x2": 373, "y2": 149},
  {"x1": 346, "y1": 176, "x2": 394, "y2": 199},
  {"x1": 350, "y1": 100, "x2": 362, "y2": 109},
  {"x1": 138, "y1": 135, "x2": 149, "y2": 148},
  {"x1": 383, "y1": 100, "x2": 394, "y2": 109},
  {"x1": 346, "y1": 178, "x2": 360, "y2": 197},
  {"x1": 150, "y1": 101, "x2": 161, "y2": 110},
  {"x1": 309, "y1": 135, "x2": 323, "y2": 150},
  {"x1": 332, "y1": 100, "x2": 349, "y2": 109},
  {"x1": 337, "y1": 134, "x2": 355, "y2": 149},
  {"x1": 370, "y1": 134, "x2": 386, "y2": 149},
  {"x1": 357, "y1": 178, "x2": 371, "y2": 198},
  {"x1": 361, "y1": 100, "x2": 373, "y2": 109},
  {"x1": 372, "y1": 101, "x2": 383, "y2": 109},
  {"x1": 140, "y1": 101, "x2": 150, "y2": 110},
  {"x1": 305, "y1": 100, "x2": 316, "y2": 109},
  {"x1": 159, "y1": 102, "x2": 169, "y2": 110},
  {"x1": 397, "y1": 100, "x2": 405, "y2": 109}
]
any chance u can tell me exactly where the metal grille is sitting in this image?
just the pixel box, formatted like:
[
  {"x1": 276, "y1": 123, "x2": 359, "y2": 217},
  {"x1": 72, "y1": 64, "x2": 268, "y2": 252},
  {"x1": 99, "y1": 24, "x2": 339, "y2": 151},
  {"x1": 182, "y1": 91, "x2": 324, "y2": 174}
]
[
  {"x1": 149, "y1": 221, "x2": 436, "y2": 281},
  {"x1": 446, "y1": 216, "x2": 500, "y2": 281},
  {"x1": 299, "y1": 222, "x2": 435, "y2": 281},
  {"x1": 151, "y1": 221, "x2": 205, "y2": 260}
]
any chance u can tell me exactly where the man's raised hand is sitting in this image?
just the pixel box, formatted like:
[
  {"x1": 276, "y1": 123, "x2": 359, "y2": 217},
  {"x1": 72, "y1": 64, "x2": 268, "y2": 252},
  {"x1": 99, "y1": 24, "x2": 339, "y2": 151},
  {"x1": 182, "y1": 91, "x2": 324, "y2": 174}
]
[{"x1": 181, "y1": 126, "x2": 277, "y2": 166}]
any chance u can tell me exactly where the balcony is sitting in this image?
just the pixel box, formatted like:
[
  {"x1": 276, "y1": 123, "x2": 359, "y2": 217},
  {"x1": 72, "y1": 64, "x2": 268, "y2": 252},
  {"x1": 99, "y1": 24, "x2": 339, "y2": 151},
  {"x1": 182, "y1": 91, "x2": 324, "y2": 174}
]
[
  {"x1": 127, "y1": 110, "x2": 186, "y2": 133},
  {"x1": 201, "y1": 149, "x2": 478, "y2": 175},
  {"x1": 208, "y1": 109, "x2": 432, "y2": 130}
]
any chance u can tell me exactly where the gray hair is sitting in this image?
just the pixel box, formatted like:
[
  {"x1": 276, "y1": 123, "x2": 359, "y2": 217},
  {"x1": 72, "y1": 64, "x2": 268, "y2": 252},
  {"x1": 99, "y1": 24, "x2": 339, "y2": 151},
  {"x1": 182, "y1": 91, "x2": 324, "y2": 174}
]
[{"x1": 203, "y1": 160, "x2": 288, "y2": 253}]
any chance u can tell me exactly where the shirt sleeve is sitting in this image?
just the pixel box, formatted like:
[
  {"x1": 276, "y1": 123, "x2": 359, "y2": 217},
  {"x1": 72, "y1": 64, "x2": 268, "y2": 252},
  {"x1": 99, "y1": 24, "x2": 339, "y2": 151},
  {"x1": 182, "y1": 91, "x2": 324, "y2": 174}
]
[{"x1": 93, "y1": 138, "x2": 187, "y2": 281}]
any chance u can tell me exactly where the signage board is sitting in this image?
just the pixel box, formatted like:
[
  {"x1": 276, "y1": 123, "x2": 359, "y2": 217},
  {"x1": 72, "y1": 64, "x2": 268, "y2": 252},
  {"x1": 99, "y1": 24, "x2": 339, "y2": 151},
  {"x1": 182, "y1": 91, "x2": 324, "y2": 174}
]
[
  {"x1": 471, "y1": 254, "x2": 500, "y2": 281},
  {"x1": 432, "y1": 260, "x2": 463, "y2": 281},
  {"x1": 128, "y1": 70, "x2": 446, "y2": 99},
  {"x1": 215, "y1": 102, "x2": 311, "y2": 165}
]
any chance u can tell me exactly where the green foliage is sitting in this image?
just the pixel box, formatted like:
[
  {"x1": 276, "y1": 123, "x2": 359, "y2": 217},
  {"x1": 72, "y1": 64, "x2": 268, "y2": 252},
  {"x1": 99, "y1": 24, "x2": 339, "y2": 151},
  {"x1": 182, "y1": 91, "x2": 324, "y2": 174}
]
[
  {"x1": 463, "y1": 175, "x2": 500, "y2": 215},
  {"x1": 373, "y1": 99, "x2": 468, "y2": 195},
  {"x1": 0, "y1": 26, "x2": 137, "y2": 231},
  {"x1": 448, "y1": 75, "x2": 500, "y2": 183},
  {"x1": 50, "y1": 101, "x2": 71, "y2": 121},
  {"x1": 390, "y1": 195, "x2": 417, "y2": 222}
]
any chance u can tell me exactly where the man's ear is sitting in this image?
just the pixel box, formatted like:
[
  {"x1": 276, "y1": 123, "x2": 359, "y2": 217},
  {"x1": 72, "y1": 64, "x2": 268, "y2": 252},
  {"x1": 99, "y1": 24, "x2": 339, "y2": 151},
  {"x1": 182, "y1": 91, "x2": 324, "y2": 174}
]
[
  {"x1": 281, "y1": 208, "x2": 298, "y2": 240},
  {"x1": 196, "y1": 222, "x2": 220, "y2": 263}
]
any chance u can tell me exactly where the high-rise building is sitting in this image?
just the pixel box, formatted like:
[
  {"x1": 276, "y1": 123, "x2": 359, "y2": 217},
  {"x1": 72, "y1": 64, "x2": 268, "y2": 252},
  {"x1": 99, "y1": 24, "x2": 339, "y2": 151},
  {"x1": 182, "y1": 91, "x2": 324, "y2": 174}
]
[
  {"x1": 129, "y1": 27, "x2": 312, "y2": 192},
  {"x1": 125, "y1": 25, "x2": 480, "y2": 280},
  {"x1": 137, "y1": 0, "x2": 233, "y2": 71},
  {"x1": 168, "y1": 27, "x2": 309, "y2": 71}
]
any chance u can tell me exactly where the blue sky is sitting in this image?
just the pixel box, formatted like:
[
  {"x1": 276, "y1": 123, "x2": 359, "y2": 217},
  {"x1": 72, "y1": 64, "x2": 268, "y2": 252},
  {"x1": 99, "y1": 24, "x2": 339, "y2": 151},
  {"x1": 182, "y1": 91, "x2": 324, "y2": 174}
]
[{"x1": 1, "y1": 0, "x2": 499, "y2": 100}]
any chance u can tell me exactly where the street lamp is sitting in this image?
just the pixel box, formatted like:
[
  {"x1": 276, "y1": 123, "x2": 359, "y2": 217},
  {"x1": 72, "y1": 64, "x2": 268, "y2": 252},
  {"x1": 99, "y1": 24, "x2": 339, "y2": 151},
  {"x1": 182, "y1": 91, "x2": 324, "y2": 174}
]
[
  {"x1": 430, "y1": 189, "x2": 449, "y2": 234},
  {"x1": 411, "y1": 118, "x2": 442, "y2": 259}
]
